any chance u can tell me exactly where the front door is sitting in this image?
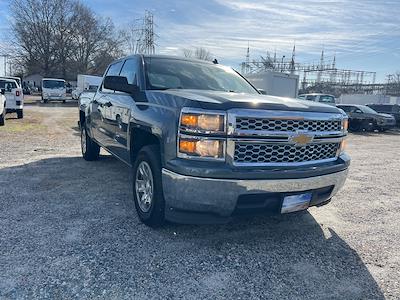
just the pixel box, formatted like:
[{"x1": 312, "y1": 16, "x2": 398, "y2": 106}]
[
  {"x1": 90, "y1": 60, "x2": 124, "y2": 149},
  {"x1": 107, "y1": 57, "x2": 141, "y2": 163}
]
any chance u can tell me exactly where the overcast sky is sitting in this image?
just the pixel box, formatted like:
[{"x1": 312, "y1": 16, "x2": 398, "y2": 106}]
[{"x1": 1, "y1": 0, "x2": 399, "y2": 82}]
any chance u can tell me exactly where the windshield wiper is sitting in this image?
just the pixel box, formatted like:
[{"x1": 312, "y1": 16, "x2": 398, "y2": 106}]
[{"x1": 152, "y1": 87, "x2": 183, "y2": 91}]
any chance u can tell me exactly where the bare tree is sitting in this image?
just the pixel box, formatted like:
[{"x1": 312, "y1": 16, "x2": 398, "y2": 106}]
[
  {"x1": 183, "y1": 47, "x2": 213, "y2": 61},
  {"x1": 68, "y1": 3, "x2": 122, "y2": 75},
  {"x1": 121, "y1": 20, "x2": 144, "y2": 55},
  {"x1": 183, "y1": 48, "x2": 193, "y2": 58},
  {"x1": 10, "y1": 0, "x2": 122, "y2": 79}
]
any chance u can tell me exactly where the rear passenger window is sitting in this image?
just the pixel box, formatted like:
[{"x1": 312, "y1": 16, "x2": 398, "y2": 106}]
[
  {"x1": 120, "y1": 58, "x2": 139, "y2": 85},
  {"x1": 101, "y1": 61, "x2": 124, "y2": 92},
  {"x1": 319, "y1": 95, "x2": 335, "y2": 103},
  {"x1": 306, "y1": 95, "x2": 317, "y2": 101}
]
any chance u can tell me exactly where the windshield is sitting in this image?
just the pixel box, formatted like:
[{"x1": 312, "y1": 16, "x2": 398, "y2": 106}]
[
  {"x1": 144, "y1": 58, "x2": 258, "y2": 94},
  {"x1": 360, "y1": 106, "x2": 378, "y2": 114},
  {"x1": 43, "y1": 80, "x2": 65, "y2": 89},
  {"x1": 0, "y1": 80, "x2": 17, "y2": 90},
  {"x1": 1, "y1": 77, "x2": 21, "y2": 87}
]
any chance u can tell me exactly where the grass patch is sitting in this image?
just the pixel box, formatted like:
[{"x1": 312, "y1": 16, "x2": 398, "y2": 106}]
[{"x1": 0, "y1": 122, "x2": 47, "y2": 133}]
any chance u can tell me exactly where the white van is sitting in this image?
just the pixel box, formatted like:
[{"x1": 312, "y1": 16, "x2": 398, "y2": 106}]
[
  {"x1": 42, "y1": 78, "x2": 67, "y2": 103},
  {"x1": 0, "y1": 78, "x2": 24, "y2": 119}
]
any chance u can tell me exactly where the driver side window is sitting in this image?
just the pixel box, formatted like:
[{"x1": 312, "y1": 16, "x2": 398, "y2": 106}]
[{"x1": 119, "y1": 58, "x2": 139, "y2": 86}]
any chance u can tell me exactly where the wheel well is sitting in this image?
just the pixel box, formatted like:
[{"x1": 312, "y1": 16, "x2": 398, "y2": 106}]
[{"x1": 130, "y1": 128, "x2": 160, "y2": 161}]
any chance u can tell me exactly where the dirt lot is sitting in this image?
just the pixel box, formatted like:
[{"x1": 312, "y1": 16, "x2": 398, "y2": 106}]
[{"x1": 0, "y1": 98, "x2": 399, "y2": 299}]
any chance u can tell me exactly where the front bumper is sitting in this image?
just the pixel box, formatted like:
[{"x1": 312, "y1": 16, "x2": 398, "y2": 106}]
[
  {"x1": 44, "y1": 95, "x2": 65, "y2": 100},
  {"x1": 162, "y1": 168, "x2": 349, "y2": 224}
]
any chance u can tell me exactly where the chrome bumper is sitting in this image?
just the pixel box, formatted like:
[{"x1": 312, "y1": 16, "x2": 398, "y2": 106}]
[{"x1": 162, "y1": 168, "x2": 348, "y2": 221}]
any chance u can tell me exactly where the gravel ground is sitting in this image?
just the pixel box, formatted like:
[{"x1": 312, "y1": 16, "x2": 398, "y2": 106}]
[{"x1": 0, "y1": 98, "x2": 399, "y2": 299}]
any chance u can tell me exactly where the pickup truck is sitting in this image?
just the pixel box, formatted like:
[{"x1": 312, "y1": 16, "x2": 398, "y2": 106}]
[
  {"x1": 0, "y1": 78, "x2": 24, "y2": 119},
  {"x1": 79, "y1": 55, "x2": 350, "y2": 227}
]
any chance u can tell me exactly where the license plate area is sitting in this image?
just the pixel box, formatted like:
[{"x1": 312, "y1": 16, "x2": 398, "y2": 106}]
[{"x1": 281, "y1": 193, "x2": 312, "y2": 214}]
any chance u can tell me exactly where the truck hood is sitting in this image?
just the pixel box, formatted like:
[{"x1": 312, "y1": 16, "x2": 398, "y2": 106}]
[{"x1": 148, "y1": 89, "x2": 343, "y2": 113}]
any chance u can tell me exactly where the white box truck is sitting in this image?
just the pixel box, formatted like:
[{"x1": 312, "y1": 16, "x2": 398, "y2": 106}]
[
  {"x1": 72, "y1": 75, "x2": 102, "y2": 100},
  {"x1": 245, "y1": 71, "x2": 299, "y2": 98}
]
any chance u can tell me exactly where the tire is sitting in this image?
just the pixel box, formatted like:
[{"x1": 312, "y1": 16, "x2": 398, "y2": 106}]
[
  {"x1": 81, "y1": 124, "x2": 100, "y2": 161},
  {"x1": 349, "y1": 120, "x2": 361, "y2": 132},
  {"x1": 17, "y1": 109, "x2": 23, "y2": 119},
  {"x1": 132, "y1": 145, "x2": 165, "y2": 227},
  {"x1": 0, "y1": 108, "x2": 5, "y2": 126}
]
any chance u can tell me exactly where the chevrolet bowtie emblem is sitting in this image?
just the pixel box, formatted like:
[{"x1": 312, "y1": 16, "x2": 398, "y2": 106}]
[{"x1": 290, "y1": 133, "x2": 314, "y2": 146}]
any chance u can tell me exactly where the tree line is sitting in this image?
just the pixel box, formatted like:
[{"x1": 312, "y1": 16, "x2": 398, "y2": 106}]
[
  {"x1": 11, "y1": 0, "x2": 124, "y2": 80},
  {"x1": 10, "y1": 0, "x2": 216, "y2": 81}
]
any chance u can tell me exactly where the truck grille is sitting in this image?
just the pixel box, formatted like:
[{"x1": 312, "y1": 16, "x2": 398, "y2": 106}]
[
  {"x1": 234, "y1": 142, "x2": 340, "y2": 165},
  {"x1": 236, "y1": 117, "x2": 342, "y2": 132}
]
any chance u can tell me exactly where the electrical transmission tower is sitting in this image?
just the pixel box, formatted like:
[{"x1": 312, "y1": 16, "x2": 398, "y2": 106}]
[{"x1": 140, "y1": 10, "x2": 155, "y2": 54}]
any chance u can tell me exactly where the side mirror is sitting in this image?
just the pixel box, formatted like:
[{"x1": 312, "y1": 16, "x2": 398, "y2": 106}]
[
  {"x1": 103, "y1": 76, "x2": 138, "y2": 94},
  {"x1": 258, "y1": 89, "x2": 267, "y2": 95},
  {"x1": 0, "y1": 89, "x2": 4, "y2": 95}
]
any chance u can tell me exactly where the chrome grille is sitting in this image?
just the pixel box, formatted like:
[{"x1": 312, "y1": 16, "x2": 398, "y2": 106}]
[
  {"x1": 236, "y1": 118, "x2": 342, "y2": 132},
  {"x1": 234, "y1": 142, "x2": 340, "y2": 165}
]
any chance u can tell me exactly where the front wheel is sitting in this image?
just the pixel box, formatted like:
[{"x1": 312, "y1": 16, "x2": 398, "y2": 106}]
[
  {"x1": 132, "y1": 145, "x2": 165, "y2": 227},
  {"x1": 81, "y1": 124, "x2": 100, "y2": 161},
  {"x1": 349, "y1": 120, "x2": 361, "y2": 132}
]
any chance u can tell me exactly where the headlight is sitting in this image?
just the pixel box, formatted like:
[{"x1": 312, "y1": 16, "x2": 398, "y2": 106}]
[
  {"x1": 180, "y1": 108, "x2": 225, "y2": 134},
  {"x1": 342, "y1": 118, "x2": 349, "y2": 132},
  {"x1": 178, "y1": 137, "x2": 225, "y2": 159},
  {"x1": 338, "y1": 139, "x2": 347, "y2": 154}
]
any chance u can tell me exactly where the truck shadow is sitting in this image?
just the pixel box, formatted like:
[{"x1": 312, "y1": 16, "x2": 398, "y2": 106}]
[{"x1": 0, "y1": 156, "x2": 384, "y2": 299}]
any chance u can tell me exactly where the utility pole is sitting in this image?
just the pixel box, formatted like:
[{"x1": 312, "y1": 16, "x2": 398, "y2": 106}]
[
  {"x1": 290, "y1": 44, "x2": 296, "y2": 74},
  {"x1": 317, "y1": 50, "x2": 324, "y2": 83},
  {"x1": 245, "y1": 41, "x2": 250, "y2": 74}
]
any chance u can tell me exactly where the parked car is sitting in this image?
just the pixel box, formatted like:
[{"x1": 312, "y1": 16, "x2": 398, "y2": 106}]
[
  {"x1": 366, "y1": 104, "x2": 400, "y2": 127},
  {"x1": 298, "y1": 93, "x2": 337, "y2": 106},
  {"x1": 0, "y1": 79, "x2": 24, "y2": 119},
  {"x1": 0, "y1": 89, "x2": 6, "y2": 126},
  {"x1": 79, "y1": 55, "x2": 350, "y2": 227},
  {"x1": 337, "y1": 104, "x2": 396, "y2": 132},
  {"x1": 41, "y1": 78, "x2": 67, "y2": 103}
]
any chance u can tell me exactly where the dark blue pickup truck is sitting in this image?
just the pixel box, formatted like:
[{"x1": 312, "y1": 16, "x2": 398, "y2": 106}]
[{"x1": 79, "y1": 55, "x2": 350, "y2": 227}]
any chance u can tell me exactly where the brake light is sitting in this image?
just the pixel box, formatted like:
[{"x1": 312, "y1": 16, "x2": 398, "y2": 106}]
[{"x1": 16, "y1": 91, "x2": 20, "y2": 97}]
